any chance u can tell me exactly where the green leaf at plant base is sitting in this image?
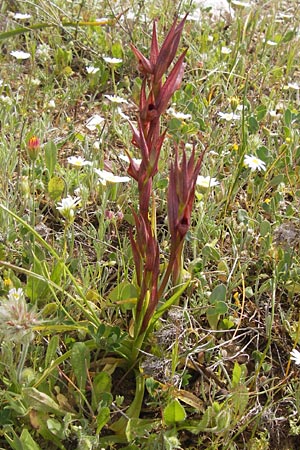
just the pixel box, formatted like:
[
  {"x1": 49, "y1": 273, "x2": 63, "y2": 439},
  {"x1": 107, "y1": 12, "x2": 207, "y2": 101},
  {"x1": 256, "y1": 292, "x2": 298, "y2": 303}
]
[
  {"x1": 108, "y1": 281, "x2": 138, "y2": 310},
  {"x1": 45, "y1": 141, "x2": 57, "y2": 178},
  {"x1": 231, "y1": 384, "x2": 249, "y2": 418},
  {"x1": 96, "y1": 407, "x2": 111, "y2": 434},
  {"x1": 232, "y1": 362, "x2": 242, "y2": 387},
  {"x1": 46, "y1": 418, "x2": 64, "y2": 439},
  {"x1": 125, "y1": 418, "x2": 159, "y2": 442},
  {"x1": 92, "y1": 372, "x2": 112, "y2": 411},
  {"x1": 282, "y1": 30, "x2": 296, "y2": 43},
  {"x1": 70, "y1": 342, "x2": 90, "y2": 392},
  {"x1": 28, "y1": 410, "x2": 66, "y2": 449},
  {"x1": 109, "y1": 373, "x2": 145, "y2": 434},
  {"x1": 163, "y1": 398, "x2": 186, "y2": 425},
  {"x1": 151, "y1": 280, "x2": 190, "y2": 328},
  {"x1": 209, "y1": 284, "x2": 226, "y2": 304},
  {"x1": 248, "y1": 116, "x2": 259, "y2": 134},
  {"x1": 45, "y1": 335, "x2": 59, "y2": 368},
  {"x1": 206, "y1": 301, "x2": 228, "y2": 330},
  {"x1": 20, "y1": 429, "x2": 41, "y2": 450},
  {"x1": 26, "y1": 258, "x2": 52, "y2": 303},
  {"x1": 4, "y1": 427, "x2": 41, "y2": 450},
  {"x1": 256, "y1": 104, "x2": 267, "y2": 121},
  {"x1": 284, "y1": 108, "x2": 292, "y2": 126},
  {"x1": 202, "y1": 244, "x2": 221, "y2": 262},
  {"x1": 22, "y1": 388, "x2": 65, "y2": 416},
  {"x1": 48, "y1": 176, "x2": 65, "y2": 201}
]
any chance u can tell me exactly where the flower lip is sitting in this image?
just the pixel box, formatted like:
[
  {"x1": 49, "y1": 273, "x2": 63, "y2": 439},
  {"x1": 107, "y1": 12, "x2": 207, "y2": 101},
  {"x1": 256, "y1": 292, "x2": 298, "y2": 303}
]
[{"x1": 244, "y1": 154, "x2": 266, "y2": 172}]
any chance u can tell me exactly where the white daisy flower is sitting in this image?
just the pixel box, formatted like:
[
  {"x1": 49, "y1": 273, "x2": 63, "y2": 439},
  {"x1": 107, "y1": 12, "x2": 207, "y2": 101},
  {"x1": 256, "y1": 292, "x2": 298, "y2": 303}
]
[
  {"x1": 57, "y1": 195, "x2": 81, "y2": 221},
  {"x1": 67, "y1": 156, "x2": 92, "y2": 167},
  {"x1": 221, "y1": 47, "x2": 232, "y2": 55},
  {"x1": 94, "y1": 169, "x2": 130, "y2": 185},
  {"x1": 167, "y1": 107, "x2": 192, "y2": 120},
  {"x1": 287, "y1": 82, "x2": 300, "y2": 90},
  {"x1": 0, "y1": 95, "x2": 13, "y2": 105},
  {"x1": 103, "y1": 57, "x2": 123, "y2": 65},
  {"x1": 196, "y1": 175, "x2": 219, "y2": 189},
  {"x1": 47, "y1": 99, "x2": 56, "y2": 108},
  {"x1": 7, "y1": 288, "x2": 24, "y2": 302},
  {"x1": 290, "y1": 349, "x2": 300, "y2": 366},
  {"x1": 231, "y1": 1, "x2": 252, "y2": 7},
  {"x1": 86, "y1": 114, "x2": 105, "y2": 131},
  {"x1": 104, "y1": 95, "x2": 128, "y2": 104},
  {"x1": 13, "y1": 13, "x2": 31, "y2": 20},
  {"x1": 244, "y1": 154, "x2": 266, "y2": 172},
  {"x1": 10, "y1": 50, "x2": 31, "y2": 60},
  {"x1": 218, "y1": 112, "x2": 240, "y2": 121},
  {"x1": 86, "y1": 66, "x2": 100, "y2": 75}
]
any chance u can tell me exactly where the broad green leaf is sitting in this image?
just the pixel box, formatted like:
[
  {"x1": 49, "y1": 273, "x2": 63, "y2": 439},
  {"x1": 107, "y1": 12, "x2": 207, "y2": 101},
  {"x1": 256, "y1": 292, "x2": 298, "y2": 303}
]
[
  {"x1": 22, "y1": 388, "x2": 64, "y2": 415},
  {"x1": 45, "y1": 335, "x2": 59, "y2": 368},
  {"x1": 232, "y1": 362, "x2": 242, "y2": 387},
  {"x1": 25, "y1": 259, "x2": 51, "y2": 303},
  {"x1": 209, "y1": 284, "x2": 226, "y2": 304},
  {"x1": 163, "y1": 399, "x2": 186, "y2": 425},
  {"x1": 108, "y1": 281, "x2": 138, "y2": 310},
  {"x1": 48, "y1": 176, "x2": 64, "y2": 201},
  {"x1": 125, "y1": 418, "x2": 157, "y2": 441},
  {"x1": 202, "y1": 244, "x2": 220, "y2": 261},
  {"x1": 260, "y1": 220, "x2": 271, "y2": 237},
  {"x1": 96, "y1": 407, "x2": 111, "y2": 434},
  {"x1": 248, "y1": 116, "x2": 259, "y2": 134},
  {"x1": 70, "y1": 342, "x2": 90, "y2": 392},
  {"x1": 152, "y1": 280, "x2": 190, "y2": 325},
  {"x1": 111, "y1": 41, "x2": 124, "y2": 60},
  {"x1": 256, "y1": 104, "x2": 267, "y2": 121},
  {"x1": 18, "y1": 429, "x2": 41, "y2": 450},
  {"x1": 214, "y1": 301, "x2": 228, "y2": 314},
  {"x1": 282, "y1": 30, "x2": 296, "y2": 43},
  {"x1": 284, "y1": 108, "x2": 292, "y2": 126},
  {"x1": 231, "y1": 385, "x2": 249, "y2": 417},
  {"x1": 92, "y1": 372, "x2": 112, "y2": 410},
  {"x1": 45, "y1": 141, "x2": 57, "y2": 177},
  {"x1": 46, "y1": 418, "x2": 64, "y2": 439},
  {"x1": 206, "y1": 309, "x2": 220, "y2": 330}
]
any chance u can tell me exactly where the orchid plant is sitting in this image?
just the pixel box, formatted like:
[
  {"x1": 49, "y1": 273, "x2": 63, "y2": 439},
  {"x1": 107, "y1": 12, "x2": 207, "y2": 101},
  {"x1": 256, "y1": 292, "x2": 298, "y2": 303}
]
[
  {"x1": 109, "y1": 15, "x2": 206, "y2": 436},
  {"x1": 127, "y1": 16, "x2": 205, "y2": 341}
]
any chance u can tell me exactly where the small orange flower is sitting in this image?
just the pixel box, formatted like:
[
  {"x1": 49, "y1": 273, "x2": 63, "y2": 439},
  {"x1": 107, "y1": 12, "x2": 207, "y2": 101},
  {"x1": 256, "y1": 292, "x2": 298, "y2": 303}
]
[{"x1": 27, "y1": 136, "x2": 40, "y2": 160}]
